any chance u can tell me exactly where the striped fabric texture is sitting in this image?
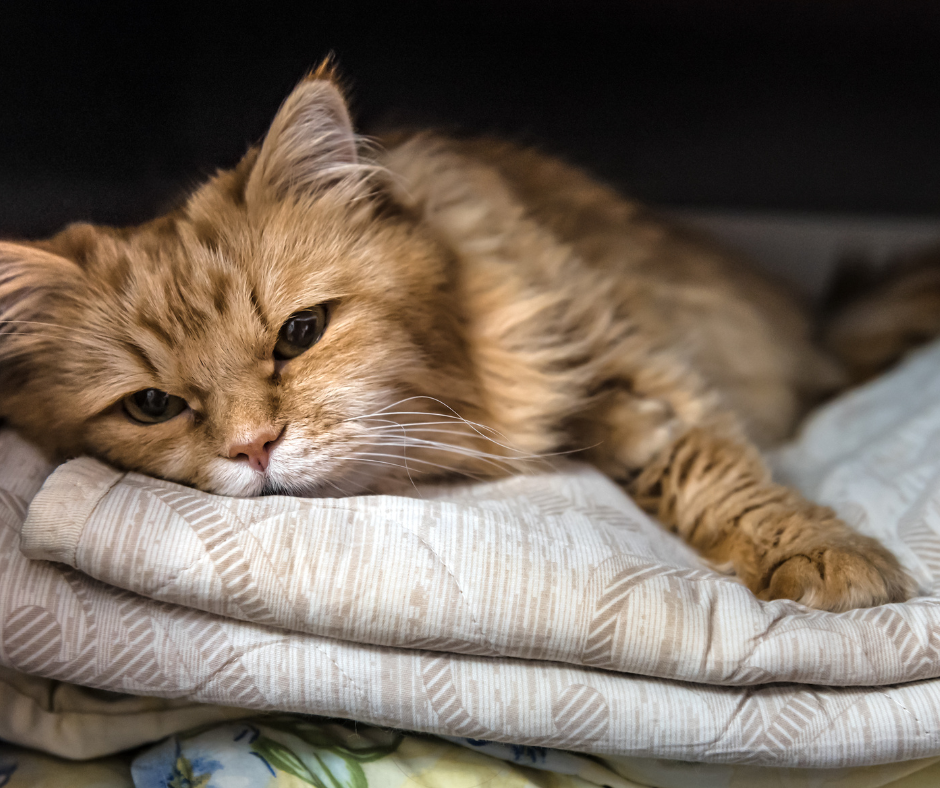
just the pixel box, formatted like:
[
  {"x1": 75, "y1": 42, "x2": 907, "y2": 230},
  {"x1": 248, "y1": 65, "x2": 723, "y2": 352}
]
[{"x1": 4, "y1": 341, "x2": 940, "y2": 765}]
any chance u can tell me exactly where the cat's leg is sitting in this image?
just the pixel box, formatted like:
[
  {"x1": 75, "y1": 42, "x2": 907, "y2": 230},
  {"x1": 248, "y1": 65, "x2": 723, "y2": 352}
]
[
  {"x1": 627, "y1": 425, "x2": 914, "y2": 611},
  {"x1": 582, "y1": 383, "x2": 913, "y2": 611}
]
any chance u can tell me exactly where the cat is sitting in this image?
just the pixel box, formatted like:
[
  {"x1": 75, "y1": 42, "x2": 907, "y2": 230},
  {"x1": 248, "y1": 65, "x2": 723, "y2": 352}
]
[
  {"x1": 0, "y1": 62, "x2": 915, "y2": 611},
  {"x1": 825, "y1": 244, "x2": 940, "y2": 384}
]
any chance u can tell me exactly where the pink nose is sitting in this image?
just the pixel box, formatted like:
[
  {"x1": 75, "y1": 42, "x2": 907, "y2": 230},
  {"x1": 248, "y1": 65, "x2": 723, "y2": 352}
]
[{"x1": 227, "y1": 426, "x2": 283, "y2": 473}]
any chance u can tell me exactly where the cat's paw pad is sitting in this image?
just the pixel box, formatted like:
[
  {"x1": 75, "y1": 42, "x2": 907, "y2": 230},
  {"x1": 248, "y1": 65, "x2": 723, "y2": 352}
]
[{"x1": 757, "y1": 541, "x2": 916, "y2": 612}]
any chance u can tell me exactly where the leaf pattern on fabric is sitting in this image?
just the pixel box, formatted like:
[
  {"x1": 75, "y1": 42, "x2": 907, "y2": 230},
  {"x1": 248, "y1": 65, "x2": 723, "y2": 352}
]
[
  {"x1": 167, "y1": 755, "x2": 211, "y2": 788},
  {"x1": 132, "y1": 718, "x2": 405, "y2": 788},
  {"x1": 251, "y1": 736, "x2": 324, "y2": 785},
  {"x1": 260, "y1": 717, "x2": 403, "y2": 763}
]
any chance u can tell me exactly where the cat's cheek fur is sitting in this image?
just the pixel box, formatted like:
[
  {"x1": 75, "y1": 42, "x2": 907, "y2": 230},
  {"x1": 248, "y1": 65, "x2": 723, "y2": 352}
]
[{"x1": 83, "y1": 413, "x2": 204, "y2": 485}]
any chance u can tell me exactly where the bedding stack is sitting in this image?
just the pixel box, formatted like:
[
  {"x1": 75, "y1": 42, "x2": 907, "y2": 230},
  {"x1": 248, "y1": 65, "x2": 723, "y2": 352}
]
[{"x1": 3, "y1": 341, "x2": 940, "y2": 785}]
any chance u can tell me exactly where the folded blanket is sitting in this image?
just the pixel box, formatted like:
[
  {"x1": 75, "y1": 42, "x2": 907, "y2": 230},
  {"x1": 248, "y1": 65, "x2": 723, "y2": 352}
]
[
  {"x1": 15, "y1": 450, "x2": 940, "y2": 689},
  {"x1": 4, "y1": 341, "x2": 940, "y2": 767}
]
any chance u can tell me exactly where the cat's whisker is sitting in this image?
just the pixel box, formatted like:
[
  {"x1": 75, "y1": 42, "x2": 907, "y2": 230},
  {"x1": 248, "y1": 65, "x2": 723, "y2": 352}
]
[
  {"x1": 358, "y1": 394, "x2": 434, "y2": 417},
  {"x1": 366, "y1": 437, "x2": 527, "y2": 467},
  {"x1": 355, "y1": 416, "x2": 420, "y2": 493},
  {"x1": 364, "y1": 427, "x2": 537, "y2": 461},
  {"x1": 341, "y1": 420, "x2": 424, "y2": 492},
  {"x1": 371, "y1": 395, "x2": 462, "y2": 417},
  {"x1": 370, "y1": 436, "x2": 530, "y2": 458},
  {"x1": 409, "y1": 433, "x2": 596, "y2": 460},
  {"x1": 366, "y1": 445, "x2": 516, "y2": 476},
  {"x1": 339, "y1": 443, "x2": 488, "y2": 483},
  {"x1": 364, "y1": 423, "x2": 521, "y2": 444},
  {"x1": 336, "y1": 455, "x2": 425, "y2": 493},
  {"x1": 366, "y1": 426, "x2": 516, "y2": 453},
  {"x1": 378, "y1": 395, "x2": 509, "y2": 434},
  {"x1": 348, "y1": 395, "x2": 511, "y2": 439},
  {"x1": 352, "y1": 409, "x2": 501, "y2": 431},
  {"x1": 330, "y1": 465, "x2": 399, "y2": 496},
  {"x1": 359, "y1": 420, "x2": 505, "y2": 438},
  {"x1": 362, "y1": 423, "x2": 547, "y2": 463},
  {"x1": 349, "y1": 407, "x2": 516, "y2": 448},
  {"x1": 337, "y1": 453, "x2": 487, "y2": 484},
  {"x1": 359, "y1": 421, "x2": 514, "y2": 454},
  {"x1": 331, "y1": 464, "x2": 377, "y2": 482},
  {"x1": 368, "y1": 432, "x2": 594, "y2": 463},
  {"x1": 317, "y1": 474, "x2": 360, "y2": 497},
  {"x1": 345, "y1": 401, "x2": 531, "y2": 476}
]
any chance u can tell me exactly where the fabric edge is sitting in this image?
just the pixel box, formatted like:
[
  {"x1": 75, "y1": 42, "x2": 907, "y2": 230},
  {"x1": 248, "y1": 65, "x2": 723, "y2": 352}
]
[
  {"x1": 0, "y1": 669, "x2": 246, "y2": 760},
  {"x1": 19, "y1": 457, "x2": 125, "y2": 565}
]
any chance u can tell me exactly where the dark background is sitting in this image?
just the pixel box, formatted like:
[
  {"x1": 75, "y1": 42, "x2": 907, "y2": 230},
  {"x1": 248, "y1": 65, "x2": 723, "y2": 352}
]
[{"x1": 2, "y1": 1, "x2": 940, "y2": 239}]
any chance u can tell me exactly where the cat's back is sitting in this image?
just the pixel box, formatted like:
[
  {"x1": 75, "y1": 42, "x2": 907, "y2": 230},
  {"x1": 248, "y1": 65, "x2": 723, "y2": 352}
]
[
  {"x1": 386, "y1": 133, "x2": 770, "y2": 287},
  {"x1": 381, "y1": 132, "x2": 842, "y2": 443}
]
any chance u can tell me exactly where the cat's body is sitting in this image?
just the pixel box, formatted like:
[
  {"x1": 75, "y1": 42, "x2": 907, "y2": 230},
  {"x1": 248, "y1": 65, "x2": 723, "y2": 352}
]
[{"x1": 0, "y1": 68, "x2": 914, "y2": 610}]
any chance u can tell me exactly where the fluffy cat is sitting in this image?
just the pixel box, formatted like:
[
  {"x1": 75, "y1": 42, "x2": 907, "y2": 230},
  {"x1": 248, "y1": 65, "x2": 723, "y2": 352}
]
[{"x1": 0, "y1": 64, "x2": 914, "y2": 611}]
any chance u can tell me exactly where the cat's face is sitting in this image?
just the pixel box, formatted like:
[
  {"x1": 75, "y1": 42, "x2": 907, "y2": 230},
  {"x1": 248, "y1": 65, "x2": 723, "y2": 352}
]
[{"x1": 0, "y1": 73, "x2": 485, "y2": 496}]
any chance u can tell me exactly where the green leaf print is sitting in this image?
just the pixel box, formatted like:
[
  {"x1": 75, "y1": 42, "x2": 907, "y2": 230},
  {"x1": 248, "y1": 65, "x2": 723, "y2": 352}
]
[
  {"x1": 311, "y1": 752, "x2": 366, "y2": 788},
  {"x1": 249, "y1": 721, "x2": 400, "y2": 788},
  {"x1": 262, "y1": 718, "x2": 403, "y2": 762},
  {"x1": 250, "y1": 737, "x2": 324, "y2": 787}
]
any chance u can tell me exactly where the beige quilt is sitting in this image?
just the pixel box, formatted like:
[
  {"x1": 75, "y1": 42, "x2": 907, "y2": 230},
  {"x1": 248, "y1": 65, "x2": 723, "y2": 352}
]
[{"x1": 4, "y1": 342, "x2": 940, "y2": 767}]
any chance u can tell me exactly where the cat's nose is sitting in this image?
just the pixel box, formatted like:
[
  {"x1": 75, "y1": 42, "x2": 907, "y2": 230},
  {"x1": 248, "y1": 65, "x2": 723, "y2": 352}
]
[{"x1": 227, "y1": 426, "x2": 284, "y2": 473}]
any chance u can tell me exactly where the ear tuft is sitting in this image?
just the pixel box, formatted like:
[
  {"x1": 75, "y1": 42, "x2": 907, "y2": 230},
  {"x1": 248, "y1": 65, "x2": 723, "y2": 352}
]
[
  {"x1": 306, "y1": 54, "x2": 342, "y2": 86},
  {"x1": 246, "y1": 63, "x2": 365, "y2": 206}
]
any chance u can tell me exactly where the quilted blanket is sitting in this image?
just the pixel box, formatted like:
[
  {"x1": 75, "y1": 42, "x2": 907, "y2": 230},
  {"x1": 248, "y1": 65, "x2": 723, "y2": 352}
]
[{"x1": 4, "y1": 341, "x2": 940, "y2": 767}]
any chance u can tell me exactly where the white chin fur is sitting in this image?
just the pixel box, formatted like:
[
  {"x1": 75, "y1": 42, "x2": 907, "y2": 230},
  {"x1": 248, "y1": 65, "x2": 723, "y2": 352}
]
[
  {"x1": 206, "y1": 457, "x2": 268, "y2": 497},
  {"x1": 264, "y1": 453, "x2": 361, "y2": 498},
  {"x1": 204, "y1": 445, "x2": 350, "y2": 498}
]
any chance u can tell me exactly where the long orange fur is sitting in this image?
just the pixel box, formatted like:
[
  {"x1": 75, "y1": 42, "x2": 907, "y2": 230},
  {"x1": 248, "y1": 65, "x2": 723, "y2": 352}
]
[{"x1": 0, "y1": 67, "x2": 914, "y2": 610}]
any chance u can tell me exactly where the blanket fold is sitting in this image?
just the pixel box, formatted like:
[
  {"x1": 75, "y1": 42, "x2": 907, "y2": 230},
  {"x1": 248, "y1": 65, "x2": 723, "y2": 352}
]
[
  {"x1": 18, "y1": 453, "x2": 940, "y2": 688},
  {"x1": 5, "y1": 340, "x2": 940, "y2": 766}
]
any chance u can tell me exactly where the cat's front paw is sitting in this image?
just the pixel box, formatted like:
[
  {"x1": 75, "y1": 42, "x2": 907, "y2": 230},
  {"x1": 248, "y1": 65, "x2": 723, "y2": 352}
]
[{"x1": 757, "y1": 537, "x2": 916, "y2": 612}]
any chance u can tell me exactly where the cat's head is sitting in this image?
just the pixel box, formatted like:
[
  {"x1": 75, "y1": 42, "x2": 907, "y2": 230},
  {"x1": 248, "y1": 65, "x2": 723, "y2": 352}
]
[{"x1": 0, "y1": 67, "x2": 488, "y2": 496}]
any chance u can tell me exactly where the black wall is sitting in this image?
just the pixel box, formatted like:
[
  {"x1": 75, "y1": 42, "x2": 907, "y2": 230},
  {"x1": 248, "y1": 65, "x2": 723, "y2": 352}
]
[{"x1": 2, "y1": 1, "x2": 940, "y2": 237}]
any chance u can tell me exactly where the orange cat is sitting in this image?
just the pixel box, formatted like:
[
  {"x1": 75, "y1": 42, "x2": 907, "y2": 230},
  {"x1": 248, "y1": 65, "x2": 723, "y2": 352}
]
[{"x1": 0, "y1": 64, "x2": 914, "y2": 611}]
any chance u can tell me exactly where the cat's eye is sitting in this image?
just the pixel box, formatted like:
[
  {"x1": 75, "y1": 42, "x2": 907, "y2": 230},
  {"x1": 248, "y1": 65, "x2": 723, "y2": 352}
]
[
  {"x1": 274, "y1": 305, "x2": 329, "y2": 361},
  {"x1": 122, "y1": 389, "x2": 189, "y2": 424}
]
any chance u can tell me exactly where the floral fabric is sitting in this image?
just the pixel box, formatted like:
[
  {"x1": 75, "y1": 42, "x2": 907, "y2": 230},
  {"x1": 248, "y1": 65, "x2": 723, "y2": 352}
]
[{"x1": 2, "y1": 716, "x2": 940, "y2": 788}]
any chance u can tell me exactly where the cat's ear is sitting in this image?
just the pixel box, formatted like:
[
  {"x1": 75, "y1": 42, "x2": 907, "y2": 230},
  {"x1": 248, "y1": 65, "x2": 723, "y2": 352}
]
[
  {"x1": 0, "y1": 242, "x2": 82, "y2": 352},
  {"x1": 245, "y1": 65, "x2": 361, "y2": 206}
]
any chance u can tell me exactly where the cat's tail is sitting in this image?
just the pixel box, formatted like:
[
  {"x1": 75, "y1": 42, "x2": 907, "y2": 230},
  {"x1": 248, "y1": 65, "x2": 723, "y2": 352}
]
[{"x1": 822, "y1": 244, "x2": 940, "y2": 383}]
